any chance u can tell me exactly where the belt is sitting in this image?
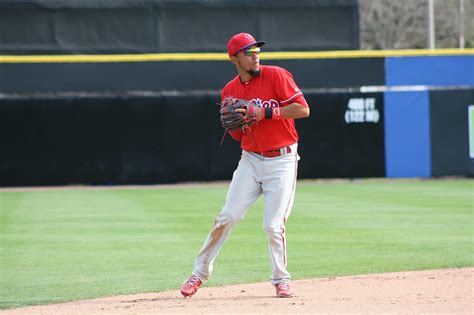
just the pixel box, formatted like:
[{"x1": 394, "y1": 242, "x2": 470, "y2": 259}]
[{"x1": 253, "y1": 146, "x2": 292, "y2": 158}]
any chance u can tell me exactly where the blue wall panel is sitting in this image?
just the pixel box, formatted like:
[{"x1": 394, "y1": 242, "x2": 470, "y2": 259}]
[
  {"x1": 384, "y1": 91, "x2": 431, "y2": 177},
  {"x1": 386, "y1": 56, "x2": 474, "y2": 86}
]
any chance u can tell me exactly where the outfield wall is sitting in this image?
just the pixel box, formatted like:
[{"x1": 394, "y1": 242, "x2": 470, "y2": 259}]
[
  {"x1": 0, "y1": 52, "x2": 473, "y2": 186},
  {"x1": 0, "y1": 57, "x2": 385, "y2": 93},
  {"x1": 384, "y1": 55, "x2": 474, "y2": 178},
  {"x1": 0, "y1": 92, "x2": 385, "y2": 186}
]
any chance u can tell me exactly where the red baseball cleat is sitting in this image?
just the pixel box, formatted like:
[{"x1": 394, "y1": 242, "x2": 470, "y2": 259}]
[
  {"x1": 275, "y1": 283, "x2": 294, "y2": 298},
  {"x1": 180, "y1": 275, "x2": 203, "y2": 297}
]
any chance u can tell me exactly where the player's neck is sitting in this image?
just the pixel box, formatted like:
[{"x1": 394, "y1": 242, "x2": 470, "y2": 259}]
[
  {"x1": 237, "y1": 67, "x2": 252, "y2": 83},
  {"x1": 238, "y1": 68, "x2": 261, "y2": 84},
  {"x1": 239, "y1": 73, "x2": 252, "y2": 84}
]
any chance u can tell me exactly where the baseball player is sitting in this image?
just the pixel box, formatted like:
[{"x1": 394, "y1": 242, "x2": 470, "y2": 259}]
[{"x1": 181, "y1": 32, "x2": 310, "y2": 298}]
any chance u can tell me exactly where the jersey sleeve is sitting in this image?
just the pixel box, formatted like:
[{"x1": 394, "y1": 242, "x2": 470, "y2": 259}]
[
  {"x1": 290, "y1": 94, "x2": 309, "y2": 108},
  {"x1": 273, "y1": 68, "x2": 308, "y2": 107}
]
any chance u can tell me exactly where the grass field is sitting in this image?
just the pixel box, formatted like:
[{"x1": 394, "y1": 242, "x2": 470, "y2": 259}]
[{"x1": 0, "y1": 179, "x2": 472, "y2": 309}]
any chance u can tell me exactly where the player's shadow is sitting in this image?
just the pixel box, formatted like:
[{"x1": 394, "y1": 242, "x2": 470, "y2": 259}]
[{"x1": 123, "y1": 294, "x2": 277, "y2": 303}]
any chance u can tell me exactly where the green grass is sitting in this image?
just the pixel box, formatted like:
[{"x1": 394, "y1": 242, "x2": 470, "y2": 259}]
[{"x1": 0, "y1": 179, "x2": 472, "y2": 309}]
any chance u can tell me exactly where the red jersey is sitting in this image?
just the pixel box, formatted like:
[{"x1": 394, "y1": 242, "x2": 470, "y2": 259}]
[{"x1": 221, "y1": 65, "x2": 308, "y2": 152}]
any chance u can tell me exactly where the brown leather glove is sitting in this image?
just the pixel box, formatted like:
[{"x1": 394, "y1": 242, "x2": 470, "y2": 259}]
[{"x1": 219, "y1": 97, "x2": 258, "y2": 132}]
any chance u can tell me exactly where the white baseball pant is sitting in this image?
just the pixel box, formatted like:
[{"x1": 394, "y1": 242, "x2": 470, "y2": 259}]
[{"x1": 193, "y1": 143, "x2": 299, "y2": 285}]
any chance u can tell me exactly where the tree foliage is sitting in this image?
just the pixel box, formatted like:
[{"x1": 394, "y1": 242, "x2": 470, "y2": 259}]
[{"x1": 359, "y1": 0, "x2": 474, "y2": 49}]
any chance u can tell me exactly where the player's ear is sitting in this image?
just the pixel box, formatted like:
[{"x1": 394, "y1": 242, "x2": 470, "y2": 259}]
[{"x1": 230, "y1": 55, "x2": 238, "y2": 64}]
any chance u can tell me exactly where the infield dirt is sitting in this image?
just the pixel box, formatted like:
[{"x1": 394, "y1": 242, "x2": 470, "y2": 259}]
[{"x1": 3, "y1": 268, "x2": 472, "y2": 314}]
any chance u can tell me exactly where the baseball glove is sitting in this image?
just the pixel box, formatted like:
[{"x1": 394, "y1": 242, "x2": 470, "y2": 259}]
[{"x1": 219, "y1": 97, "x2": 258, "y2": 132}]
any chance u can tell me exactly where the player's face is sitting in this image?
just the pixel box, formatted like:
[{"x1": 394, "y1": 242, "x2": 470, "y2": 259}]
[{"x1": 234, "y1": 45, "x2": 260, "y2": 75}]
